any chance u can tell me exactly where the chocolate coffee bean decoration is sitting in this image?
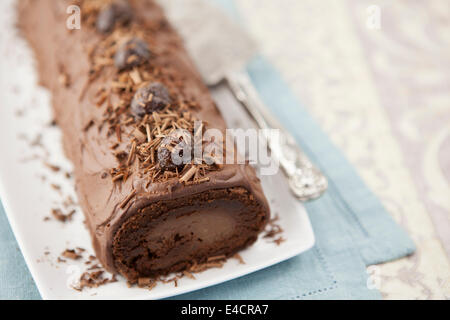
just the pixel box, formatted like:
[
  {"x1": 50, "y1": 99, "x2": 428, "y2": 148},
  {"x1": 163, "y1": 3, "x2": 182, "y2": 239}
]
[
  {"x1": 157, "y1": 131, "x2": 193, "y2": 171},
  {"x1": 114, "y1": 38, "x2": 151, "y2": 71},
  {"x1": 96, "y1": 0, "x2": 133, "y2": 34},
  {"x1": 131, "y1": 82, "x2": 171, "y2": 117}
]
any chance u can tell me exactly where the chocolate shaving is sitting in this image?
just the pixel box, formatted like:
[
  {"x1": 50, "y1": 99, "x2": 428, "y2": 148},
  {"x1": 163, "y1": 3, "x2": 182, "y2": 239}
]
[
  {"x1": 273, "y1": 237, "x2": 286, "y2": 246},
  {"x1": 129, "y1": 68, "x2": 142, "y2": 85},
  {"x1": 115, "y1": 125, "x2": 122, "y2": 142},
  {"x1": 233, "y1": 253, "x2": 245, "y2": 264},
  {"x1": 50, "y1": 183, "x2": 61, "y2": 191},
  {"x1": 137, "y1": 277, "x2": 157, "y2": 290},
  {"x1": 207, "y1": 255, "x2": 226, "y2": 262},
  {"x1": 83, "y1": 120, "x2": 95, "y2": 132},
  {"x1": 119, "y1": 189, "x2": 136, "y2": 208},
  {"x1": 132, "y1": 127, "x2": 146, "y2": 143},
  {"x1": 145, "y1": 123, "x2": 152, "y2": 143},
  {"x1": 75, "y1": 270, "x2": 117, "y2": 291},
  {"x1": 263, "y1": 214, "x2": 285, "y2": 245},
  {"x1": 44, "y1": 162, "x2": 60, "y2": 172},
  {"x1": 126, "y1": 141, "x2": 136, "y2": 166},
  {"x1": 179, "y1": 165, "x2": 197, "y2": 183},
  {"x1": 182, "y1": 271, "x2": 196, "y2": 280}
]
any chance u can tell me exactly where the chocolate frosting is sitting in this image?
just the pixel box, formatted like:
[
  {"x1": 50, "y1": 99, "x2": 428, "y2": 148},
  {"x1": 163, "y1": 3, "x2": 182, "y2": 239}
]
[{"x1": 19, "y1": 0, "x2": 270, "y2": 273}]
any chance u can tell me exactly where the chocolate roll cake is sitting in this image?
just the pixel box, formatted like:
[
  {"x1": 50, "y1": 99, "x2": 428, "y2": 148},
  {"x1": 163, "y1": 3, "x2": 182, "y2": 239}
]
[{"x1": 19, "y1": 0, "x2": 270, "y2": 283}]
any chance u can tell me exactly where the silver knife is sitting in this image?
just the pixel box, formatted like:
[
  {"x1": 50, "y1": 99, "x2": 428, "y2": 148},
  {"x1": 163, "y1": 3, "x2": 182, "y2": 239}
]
[{"x1": 158, "y1": 0, "x2": 328, "y2": 201}]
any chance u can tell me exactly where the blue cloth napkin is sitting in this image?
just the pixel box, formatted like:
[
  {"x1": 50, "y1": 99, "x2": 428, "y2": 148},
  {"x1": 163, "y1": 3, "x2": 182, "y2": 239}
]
[
  {"x1": 0, "y1": 202, "x2": 40, "y2": 299},
  {"x1": 0, "y1": 0, "x2": 415, "y2": 300}
]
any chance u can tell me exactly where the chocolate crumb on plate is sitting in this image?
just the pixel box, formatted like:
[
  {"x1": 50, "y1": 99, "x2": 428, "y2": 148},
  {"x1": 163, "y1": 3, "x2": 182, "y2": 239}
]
[
  {"x1": 51, "y1": 208, "x2": 76, "y2": 222},
  {"x1": 232, "y1": 253, "x2": 245, "y2": 264},
  {"x1": 43, "y1": 162, "x2": 60, "y2": 172},
  {"x1": 75, "y1": 270, "x2": 117, "y2": 291},
  {"x1": 61, "y1": 249, "x2": 81, "y2": 260}
]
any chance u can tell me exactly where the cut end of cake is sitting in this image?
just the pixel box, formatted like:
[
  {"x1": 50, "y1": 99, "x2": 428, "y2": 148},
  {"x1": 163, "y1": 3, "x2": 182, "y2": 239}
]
[{"x1": 112, "y1": 187, "x2": 268, "y2": 282}]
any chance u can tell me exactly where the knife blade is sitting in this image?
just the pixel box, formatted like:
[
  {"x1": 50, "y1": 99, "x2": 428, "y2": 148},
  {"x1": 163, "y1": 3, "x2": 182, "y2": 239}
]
[{"x1": 158, "y1": 0, "x2": 328, "y2": 201}]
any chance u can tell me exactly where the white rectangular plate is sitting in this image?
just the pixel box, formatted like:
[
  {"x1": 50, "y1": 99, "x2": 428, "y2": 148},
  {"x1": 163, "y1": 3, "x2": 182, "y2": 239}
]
[{"x1": 0, "y1": 0, "x2": 315, "y2": 299}]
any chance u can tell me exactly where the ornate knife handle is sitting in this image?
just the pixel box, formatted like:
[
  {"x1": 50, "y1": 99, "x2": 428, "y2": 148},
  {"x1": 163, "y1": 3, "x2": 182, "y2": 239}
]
[{"x1": 226, "y1": 71, "x2": 328, "y2": 201}]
